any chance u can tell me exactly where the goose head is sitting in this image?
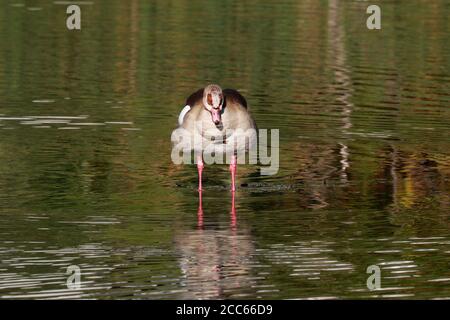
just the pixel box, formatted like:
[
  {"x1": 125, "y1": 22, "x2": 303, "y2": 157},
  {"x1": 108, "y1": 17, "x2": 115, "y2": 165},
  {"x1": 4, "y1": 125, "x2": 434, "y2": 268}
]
[{"x1": 203, "y1": 84, "x2": 224, "y2": 126}]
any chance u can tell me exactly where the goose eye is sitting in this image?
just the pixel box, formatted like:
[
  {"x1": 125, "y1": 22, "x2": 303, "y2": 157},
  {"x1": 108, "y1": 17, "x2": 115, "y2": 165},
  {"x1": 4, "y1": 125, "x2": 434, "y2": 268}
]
[{"x1": 207, "y1": 94, "x2": 212, "y2": 106}]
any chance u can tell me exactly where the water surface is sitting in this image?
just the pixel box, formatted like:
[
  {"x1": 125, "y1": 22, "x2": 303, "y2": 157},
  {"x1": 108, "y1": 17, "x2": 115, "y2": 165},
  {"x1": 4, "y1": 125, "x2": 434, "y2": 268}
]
[{"x1": 0, "y1": 0, "x2": 450, "y2": 299}]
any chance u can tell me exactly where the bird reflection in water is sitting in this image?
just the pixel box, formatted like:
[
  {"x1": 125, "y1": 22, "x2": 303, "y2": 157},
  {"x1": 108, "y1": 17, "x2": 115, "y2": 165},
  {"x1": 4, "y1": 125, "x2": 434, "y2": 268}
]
[
  {"x1": 176, "y1": 191, "x2": 254, "y2": 299},
  {"x1": 197, "y1": 190, "x2": 236, "y2": 231}
]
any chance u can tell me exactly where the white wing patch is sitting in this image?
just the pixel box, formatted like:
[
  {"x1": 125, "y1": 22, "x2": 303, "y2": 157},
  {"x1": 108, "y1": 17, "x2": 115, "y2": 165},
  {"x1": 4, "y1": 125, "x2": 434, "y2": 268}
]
[{"x1": 178, "y1": 105, "x2": 191, "y2": 126}]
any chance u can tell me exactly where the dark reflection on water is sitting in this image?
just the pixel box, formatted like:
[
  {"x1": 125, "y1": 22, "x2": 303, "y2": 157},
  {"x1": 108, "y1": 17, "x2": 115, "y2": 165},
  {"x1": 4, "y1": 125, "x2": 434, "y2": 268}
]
[{"x1": 1, "y1": 0, "x2": 450, "y2": 299}]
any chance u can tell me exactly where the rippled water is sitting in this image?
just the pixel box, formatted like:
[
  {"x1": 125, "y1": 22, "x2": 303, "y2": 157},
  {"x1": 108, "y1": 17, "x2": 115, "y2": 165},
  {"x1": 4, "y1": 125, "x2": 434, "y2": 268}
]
[{"x1": 0, "y1": 0, "x2": 450, "y2": 299}]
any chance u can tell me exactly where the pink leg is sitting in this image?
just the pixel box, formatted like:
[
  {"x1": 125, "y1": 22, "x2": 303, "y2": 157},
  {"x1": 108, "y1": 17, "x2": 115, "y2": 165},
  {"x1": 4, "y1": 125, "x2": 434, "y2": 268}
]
[
  {"x1": 197, "y1": 155, "x2": 204, "y2": 192},
  {"x1": 230, "y1": 155, "x2": 237, "y2": 192}
]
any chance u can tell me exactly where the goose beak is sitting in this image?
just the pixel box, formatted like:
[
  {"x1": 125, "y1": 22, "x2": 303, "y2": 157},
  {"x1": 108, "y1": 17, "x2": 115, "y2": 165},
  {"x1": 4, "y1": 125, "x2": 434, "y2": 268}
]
[{"x1": 211, "y1": 108, "x2": 221, "y2": 125}]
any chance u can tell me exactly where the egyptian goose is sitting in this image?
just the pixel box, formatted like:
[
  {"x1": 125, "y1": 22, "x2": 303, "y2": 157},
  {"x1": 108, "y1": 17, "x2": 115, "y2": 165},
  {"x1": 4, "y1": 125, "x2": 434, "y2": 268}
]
[{"x1": 173, "y1": 84, "x2": 257, "y2": 192}]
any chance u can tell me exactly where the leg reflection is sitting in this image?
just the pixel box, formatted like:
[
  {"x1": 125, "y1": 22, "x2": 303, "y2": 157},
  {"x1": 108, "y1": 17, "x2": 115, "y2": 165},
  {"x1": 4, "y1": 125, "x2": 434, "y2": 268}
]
[
  {"x1": 197, "y1": 190, "x2": 203, "y2": 229},
  {"x1": 230, "y1": 191, "x2": 237, "y2": 230},
  {"x1": 178, "y1": 192, "x2": 256, "y2": 299},
  {"x1": 197, "y1": 191, "x2": 237, "y2": 230}
]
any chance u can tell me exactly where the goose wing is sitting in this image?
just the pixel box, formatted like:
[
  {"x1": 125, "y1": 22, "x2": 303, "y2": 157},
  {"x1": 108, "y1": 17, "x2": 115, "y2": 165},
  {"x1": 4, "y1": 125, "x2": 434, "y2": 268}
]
[
  {"x1": 178, "y1": 88, "x2": 204, "y2": 126},
  {"x1": 223, "y1": 89, "x2": 248, "y2": 109}
]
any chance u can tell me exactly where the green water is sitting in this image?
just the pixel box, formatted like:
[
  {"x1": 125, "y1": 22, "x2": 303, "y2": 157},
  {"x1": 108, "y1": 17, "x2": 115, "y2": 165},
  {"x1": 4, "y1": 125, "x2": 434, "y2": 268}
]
[{"x1": 0, "y1": 0, "x2": 449, "y2": 299}]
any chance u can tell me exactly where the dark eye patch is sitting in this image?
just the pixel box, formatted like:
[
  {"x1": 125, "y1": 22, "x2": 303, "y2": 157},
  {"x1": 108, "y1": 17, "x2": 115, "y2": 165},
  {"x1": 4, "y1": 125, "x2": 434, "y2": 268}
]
[{"x1": 207, "y1": 94, "x2": 212, "y2": 105}]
